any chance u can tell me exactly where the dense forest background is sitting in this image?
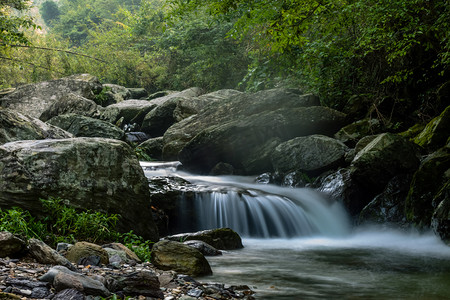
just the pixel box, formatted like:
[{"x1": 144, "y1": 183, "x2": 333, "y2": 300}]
[{"x1": 1, "y1": 0, "x2": 449, "y2": 129}]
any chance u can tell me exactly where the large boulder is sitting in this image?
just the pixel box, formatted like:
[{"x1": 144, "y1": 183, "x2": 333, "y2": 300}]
[
  {"x1": 39, "y1": 93, "x2": 103, "y2": 122},
  {"x1": 0, "y1": 138, "x2": 158, "y2": 241},
  {"x1": 101, "y1": 84, "x2": 132, "y2": 105},
  {"x1": 271, "y1": 135, "x2": 348, "y2": 176},
  {"x1": 178, "y1": 106, "x2": 346, "y2": 174},
  {"x1": 47, "y1": 113, "x2": 124, "y2": 140},
  {"x1": 413, "y1": 105, "x2": 450, "y2": 151},
  {"x1": 150, "y1": 240, "x2": 212, "y2": 276},
  {"x1": 0, "y1": 74, "x2": 102, "y2": 119},
  {"x1": 0, "y1": 108, "x2": 73, "y2": 145},
  {"x1": 172, "y1": 89, "x2": 242, "y2": 122},
  {"x1": 141, "y1": 98, "x2": 180, "y2": 137},
  {"x1": 162, "y1": 89, "x2": 322, "y2": 161},
  {"x1": 334, "y1": 118, "x2": 382, "y2": 147},
  {"x1": 100, "y1": 100, "x2": 157, "y2": 126},
  {"x1": 405, "y1": 146, "x2": 450, "y2": 228},
  {"x1": 350, "y1": 133, "x2": 421, "y2": 193},
  {"x1": 137, "y1": 137, "x2": 164, "y2": 160}
]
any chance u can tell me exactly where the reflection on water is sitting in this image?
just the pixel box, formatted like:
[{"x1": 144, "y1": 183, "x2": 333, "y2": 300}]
[{"x1": 200, "y1": 230, "x2": 450, "y2": 299}]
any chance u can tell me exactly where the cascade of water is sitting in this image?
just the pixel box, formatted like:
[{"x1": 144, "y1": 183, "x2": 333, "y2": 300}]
[{"x1": 142, "y1": 161, "x2": 351, "y2": 238}]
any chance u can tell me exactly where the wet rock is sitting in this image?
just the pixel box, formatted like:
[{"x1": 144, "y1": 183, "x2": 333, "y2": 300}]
[
  {"x1": 210, "y1": 162, "x2": 235, "y2": 175},
  {"x1": 66, "y1": 242, "x2": 109, "y2": 266},
  {"x1": 0, "y1": 74, "x2": 102, "y2": 119},
  {"x1": 359, "y1": 175, "x2": 413, "y2": 227},
  {"x1": 0, "y1": 232, "x2": 26, "y2": 258},
  {"x1": 151, "y1": 240, "x2": 212, "y2": 277},
  {"x1": 405, "y1": 146, "x2": 450, "y2": 228},
  {"x1": 0, "y1": 108, "x2": 73, "y2": 145},
  {"x1": 40, "y1": 93, "x2": 103, "y2": 122},
  {"x1": 27, "y1": 238, "x2": 76, "y2": 271},
  {"x1": 165, "y1": 228, "x2": 243, "y2": 250},
  {"x1": 47, "y1": 113, "x2": 125, "y2": 140},
  {"x1": 183, "y1": 240, "x2": 222, "y2": 256},
  {"x1": 0, "y1": 138, "x2": 158, "y2": 241},
  {"x1": 432, "y1": 180, "x2": 450, "y2": 241},
  {"x1": 271, "y1": 135, "x2": 348, "y2": 176},
  {"x1": 125, "y1": 132, "x2": 149, "y2": 144}
]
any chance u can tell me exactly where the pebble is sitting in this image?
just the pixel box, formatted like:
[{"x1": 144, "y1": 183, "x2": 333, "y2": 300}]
[{"x1": 0, "y1": 258, "x2": 255, "y2": 300}]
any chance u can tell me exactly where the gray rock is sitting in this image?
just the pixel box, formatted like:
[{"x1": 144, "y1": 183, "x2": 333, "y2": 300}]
[
  {"x1": 27, "y1": 238, "x2": 76, "y2": 271},
  {"x1": 102, "y1": 84, "x2": 132, "y2": 105},
  {"x1": 53, "y1": 288, "x2": 85, "y2": 300},
  {"x1": 413, "y1": 105, "x2": 450, "y2": 151},
  {"x1": 47, "y1": 113, "x2": 124, "y2": 140},
  {"x1": 151, "y1": 240, "x2": 212, "y2": 277},
  {"x1": 163, "y1": 89, "x2": 323, "y2": 162},
  {"x1": 100, "y1": 100, "x2": 157, "y2": 126},
  {"x1": 0, "y1": 232, "x2": 26, "y2": 258},
  {"x1": 178, "y1": 106, "x2": 346, "y2": 174},
  {"x1": 107, "y1": 270, "x2": 163, "y2": 298},
  {"x1": 165, "y1": 228, "x2": 243, "y2": 250},
  {"x1": 0, "y1": 74, "x2": 102, "y2": 119},
  {"x1": 136, "y1": 137, "x2": 164, "y2": 160},
  {"x1": 40, "y1": 93, "x2": 103, "y2": 122},
  {"x1": 335, "y1": 118, "x2": 382, "y2": 146},
  {"x1": 183, "y1": 240, "x2": 222, "y2": 256},
  {"x1": 127, "y1": 88, "x2": 148, "y2": 99},
  {"x1": 101, "y1": 242, "x2": 141, "y2": 263},
  {"x1": 0, "y1": 108, "x2": 73, "y2": 145},
  {"x1": 41, "y1": 266, "x2": 110, "y2": 297},
  {"x1": 0, "y1": 138, "x2": 158, "y2": 241},
  {"x1": 141, "y1": 97, "x2": 180, "y2": 136},
  {"x1": 271, "y1": 135, "x2": 348, "y2": 176}
]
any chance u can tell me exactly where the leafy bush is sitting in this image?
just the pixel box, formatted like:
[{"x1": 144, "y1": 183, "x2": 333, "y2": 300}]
[{"x1": 0, "y1": 198, "x2": 154, "y2": 262}]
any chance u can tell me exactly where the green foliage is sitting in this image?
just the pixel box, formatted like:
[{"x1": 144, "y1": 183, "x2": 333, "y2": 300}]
[
  {"x1": 120, "y1": 231, "x2": 153, "y2": 261},
  {"x1": 0, "y1": 0, "x2": 36, "y2": 47},
  {"x1": 41, "y1": 197, "x2": 120, "y2": 244},
  {"x1": 0, "y1": 207, "x2": 48, "y2": 240},
  {"x1": 134, "y1": 146, "x2": 154, "y2": 162},
  {"x1": 40, "y1": 0, "x2": 60, "y2": 27}
]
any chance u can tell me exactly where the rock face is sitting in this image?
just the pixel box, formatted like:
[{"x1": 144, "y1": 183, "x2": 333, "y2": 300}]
[
  {"x1": 271, "y1": 135, "x2": 348, "y2": 176},
  {"x1": 0, "y1": 138, "x2": 158, "y2": 241},
  {"x1": 350, "y1": 133, "x2": 420, "y2": 193},
  {"x1": 39, "y1": 93, "x2": 103, "y2": 122},
  {"x1": 47, "y1": 114, "x2": 124, "y2": 140},
  {"x1": 0, "y1": 74, "x2": 102, "y2": 119},
  {"x1": 178, "y1": 105, "x2": 346, "y2": 174},
  {"x1": 432, "y1": 180, "x2": 450, "y2": 241},
  {"x1": 162, "y1": 89, "x2": 325, "y2": 164},
  {"x1": 165, "y1": 228, "x2": 244, "y2": 250},
  {"x1": 405, "y1": 146, "x2": 450, "y2": 228},
  {"x1": 335, "y1": 118, "x2": 382, "y2": 146},
  {"x1": 150, "y1": 240, "x2": 212, "y2": 276},
  {"x1": 0, "y1": 108, "x2": 73, "y2": 145},
  {"x1": 137, "y1": 137, "x2": 164, "y2": 160}
]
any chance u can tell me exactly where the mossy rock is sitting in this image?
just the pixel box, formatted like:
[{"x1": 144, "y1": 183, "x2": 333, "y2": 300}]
[
  {"x1": 413, "y1": 105, "x2": 450, "y2": 151},
  {"x1": 399, "y1": 123, "x2": 426, "y2": 140},
  {"x1": 335, "y1": 118, "x2": 382, "y2": 146},
  {"x1": 66, "y1": 242, "x2": 109, "y2": 265},
  {"x1": 150, "y1": 240, "x2": 212, "y2": 276},
  {"x1": 405, "y1": 147, "x2": 450, "y2": 227}
]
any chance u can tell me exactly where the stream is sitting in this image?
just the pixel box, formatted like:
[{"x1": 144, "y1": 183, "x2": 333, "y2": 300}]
[{"x1": 141, "y1": 162, "x2": 450, "y2": 299}]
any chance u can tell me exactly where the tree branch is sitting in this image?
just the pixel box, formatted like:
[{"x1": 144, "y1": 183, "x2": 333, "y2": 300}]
[
  {"x1": 1, "y1": 44, "x2": 107, "y2": 63},
  {"x1": 0, "y1": 56, "x2": 65, "y2": 75}
]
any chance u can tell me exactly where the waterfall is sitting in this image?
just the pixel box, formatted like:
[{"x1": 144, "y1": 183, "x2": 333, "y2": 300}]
[{"x1": 142, "y1": 161, "x2": 351, "y2": 238}]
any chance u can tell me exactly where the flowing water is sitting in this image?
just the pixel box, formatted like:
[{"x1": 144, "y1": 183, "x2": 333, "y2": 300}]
[{"x1": 141, "y1": 162, "x2": 450, "y2": 299}]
